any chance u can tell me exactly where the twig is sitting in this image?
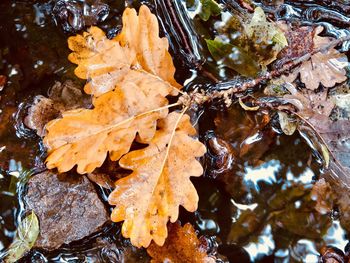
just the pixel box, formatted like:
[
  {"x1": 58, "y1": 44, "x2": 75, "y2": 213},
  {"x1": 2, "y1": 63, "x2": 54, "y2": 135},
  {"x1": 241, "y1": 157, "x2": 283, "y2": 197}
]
[{"x1": 179, "y1": 34, "x2": 350, "y2": 107}]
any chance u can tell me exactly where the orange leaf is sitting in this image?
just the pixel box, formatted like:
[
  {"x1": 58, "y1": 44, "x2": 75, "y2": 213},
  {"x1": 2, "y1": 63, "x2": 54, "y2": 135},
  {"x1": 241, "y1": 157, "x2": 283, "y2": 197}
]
[
  {"x1": 44, "y1": 5, "x2": 182, "y2": 174},
  {"x1": 108, "y1": 112, "x2": 206, "y2": 247},
  {"x1": 44, "y1": 75, "x2": 174, "y2": 173},
  {"x1": 68, "y1": 5, "x2": 180, "y2": 97},
  {"x1": 147, "y1": 222, "x2": 215, "y2": 263}
]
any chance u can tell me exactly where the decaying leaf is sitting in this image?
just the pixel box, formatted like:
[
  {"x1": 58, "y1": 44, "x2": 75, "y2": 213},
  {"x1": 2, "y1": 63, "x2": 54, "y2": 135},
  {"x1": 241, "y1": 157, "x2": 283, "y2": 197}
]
[
  {"x1": 209, "y1": 7, "x2": 287, "y2": 72},
  {"x1": 44, "y1": 6, "x2": 181, "y2": 174},
  {"x1": 68, "y1": 6, "x2": 180, "y2": 97},
  {"x1": 147, "y1": 222, "x2": 215, "y2": 263},
  {"x1": 282, "y1": 83, "x2": 335, "y2": 118},
  {"x1": 244, "y1": 7, "x2": 288, "y2": 66},
  {"x1": 25, "y1": 80, "x2": 89, "y2": 137},
  {"x1": 206, "y1": 39, "x2": 260, "y2": 77},
  {"x1": 274, "y1": 23, "x2": 314, "y2": 68},
  {"x1": 283, "y1": 26, "x2": 348, "y2": 90},
  {"x1": 108, "y1": 112, "x2": 206, "y2": 247},
  {"x1": 4, "y1": 211, "x2": 39, "y2": 263},
  {"x1": 278, "y1": 111, "x2": 297, "y2": 135}
]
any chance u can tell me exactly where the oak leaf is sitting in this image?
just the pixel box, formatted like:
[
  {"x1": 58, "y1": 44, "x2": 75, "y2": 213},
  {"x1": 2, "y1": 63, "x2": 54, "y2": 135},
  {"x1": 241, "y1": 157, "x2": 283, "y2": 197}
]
[
  {"x1": 68, "y1": 6, "x2": 180, "y2": 97},
  {"x1": 108, "y1": 112, "x2": 206, "y2": 248},
  {"x1": 147, "y1": 222, "x2": 215, "y2": 263},
  {"x1": 44, "y1": 6, "x2": 181, "y2": 174},
  {"x1": 44, "y1": 74, "x2": 173, "y2": 173},
  {"x1": 283, "y1": 26, "x2": 348, "y2": 90}
]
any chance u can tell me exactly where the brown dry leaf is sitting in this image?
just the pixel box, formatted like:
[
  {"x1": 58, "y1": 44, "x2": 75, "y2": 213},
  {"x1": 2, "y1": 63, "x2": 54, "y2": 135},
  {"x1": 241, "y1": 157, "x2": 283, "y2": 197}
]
[
  {"x1": 283, "y1": 26, "x2": 348, "y2": 90},
  {"x1": 108, "y1": 112, "x2": 206, "y2": 248},
  {"x1": 43, "y1": 6, "x2": 181, "y2": 174},
  {"x1": 68, "y1": 5, "x2": 180, "y2": 97},
  {"x1": 282, "y1": 83, "x2": 335, "y2": 118},
  {"x1": 275, "y1": 23, "x2": 314, "y2": 68},
  {"x1": 147, "y1": 222, "x2": 215, "y2": 263},
  {"x1": 25, "y1": 80, "x2": 89, "y2": 137}
]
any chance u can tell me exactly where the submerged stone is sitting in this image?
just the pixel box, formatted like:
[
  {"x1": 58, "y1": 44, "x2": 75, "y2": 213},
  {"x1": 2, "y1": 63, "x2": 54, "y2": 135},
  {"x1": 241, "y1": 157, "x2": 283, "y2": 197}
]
[{"x1": 25, "y1": 171, "x2": 109, "y2": 250}]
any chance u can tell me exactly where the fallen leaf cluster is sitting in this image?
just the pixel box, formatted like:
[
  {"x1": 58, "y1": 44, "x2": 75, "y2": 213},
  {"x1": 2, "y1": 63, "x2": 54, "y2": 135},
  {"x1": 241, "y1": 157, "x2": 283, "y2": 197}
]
[{"x1": 41, "y1": 5, "x2": 206, "y2": 248}]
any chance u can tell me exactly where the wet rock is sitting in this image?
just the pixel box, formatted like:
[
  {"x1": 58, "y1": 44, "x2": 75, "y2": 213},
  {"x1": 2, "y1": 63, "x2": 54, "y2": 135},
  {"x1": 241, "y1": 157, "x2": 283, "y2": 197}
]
[
  {"x1": 24, "y1": 80, "x2": 91, "y2": 136},
  {"x1": 25, "y1": 171, "x2": 109, "y2": 250},
  {"x1": 53, "y1": 0, "x2": 109, "y2": 32}
]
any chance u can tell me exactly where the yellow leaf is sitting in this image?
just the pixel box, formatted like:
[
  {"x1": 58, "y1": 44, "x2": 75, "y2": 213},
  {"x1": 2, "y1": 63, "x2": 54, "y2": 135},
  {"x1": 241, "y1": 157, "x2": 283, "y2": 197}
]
[
  {"x1": 44, "y1": 6, "x2": 183, "y2": 174},
  {"x1": 108, "y1": 112, "x2": 206, "y2": 247},
  {"x1": 147, "y1": 222, "x2": 215, "y2": 263},
  {"x1": 68, "y1": 6, "x2": 181, "y2": 97},
  {"x1": 44, "y1": 71, "x2": 175, "y2": 174}
]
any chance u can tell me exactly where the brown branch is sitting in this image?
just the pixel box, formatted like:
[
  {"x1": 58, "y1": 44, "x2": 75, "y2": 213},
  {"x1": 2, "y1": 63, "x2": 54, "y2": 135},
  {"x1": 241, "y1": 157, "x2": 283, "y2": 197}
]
[{"x1": 179, "y1": 34, "x2": 350, "y2": 108}]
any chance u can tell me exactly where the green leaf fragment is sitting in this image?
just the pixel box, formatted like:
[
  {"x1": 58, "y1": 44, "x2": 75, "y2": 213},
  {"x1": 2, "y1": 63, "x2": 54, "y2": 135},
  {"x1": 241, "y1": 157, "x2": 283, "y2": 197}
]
[
  {"x1": 5, "y1": 211, "x2": 39, "y2": 263},
  {"x1": 206, "y1": 39, "x2": 260, "y2": 77},
  {"x1": 245, "y1": 7, "x2": 288, "y2": 66},
  {"x1": 199, "y1": 0, "x2": 222, "y2": 21}
]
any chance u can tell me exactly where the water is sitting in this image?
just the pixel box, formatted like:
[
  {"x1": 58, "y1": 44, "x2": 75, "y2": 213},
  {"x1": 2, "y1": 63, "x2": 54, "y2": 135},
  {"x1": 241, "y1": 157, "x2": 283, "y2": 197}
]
[{"x1": 0, "y1": 0, "x2": 349, "y2": 262}]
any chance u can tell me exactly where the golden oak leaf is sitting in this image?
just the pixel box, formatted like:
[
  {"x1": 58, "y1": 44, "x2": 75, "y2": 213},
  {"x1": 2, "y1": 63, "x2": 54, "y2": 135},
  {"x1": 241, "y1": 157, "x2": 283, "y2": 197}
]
[
  {"x1": 68, "y1": 5, "x2": 180, "y2": 97},
  {"x1": 108, "y1": 112, "x2": 206, "y2": 248},
  {"x1": 147, "y1": 222, "x2": 215, "y2": 263},
  {"x1": 44, "y1": 5, "x2": 182, "y2": 174},
  {"x1": 44, "y1": 70, "x2": 174, "y2": 174}
]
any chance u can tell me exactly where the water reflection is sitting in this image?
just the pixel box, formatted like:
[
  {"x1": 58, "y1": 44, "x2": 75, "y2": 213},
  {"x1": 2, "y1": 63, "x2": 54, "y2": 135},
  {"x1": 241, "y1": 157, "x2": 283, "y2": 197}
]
[{"x1": 197, "y1": 105, "x2": 350, "y2": 262}]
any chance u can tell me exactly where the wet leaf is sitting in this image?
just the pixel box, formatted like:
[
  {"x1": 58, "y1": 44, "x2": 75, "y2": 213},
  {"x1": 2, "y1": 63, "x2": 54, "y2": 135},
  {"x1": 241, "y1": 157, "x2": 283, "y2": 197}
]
[
  {"x1": 43, "y1": 6, "x2": 181, "y2": 174},
  {"x1": 187, "y1": 0, "x2": 222, "y2": 21},
  {"x1": 68, "y1": 6, "x2": 180, "y2": 97},
  {"x1": 320, "y1": 144, "x2": 330, "y2": 169},
  {"x1": 108, "y1": 112, "x2": 206, "y2": 247},
  {"x1": 278, "y1": 111, "x2": 297, "y2": 135},
  {"x1": 43, "y1": 5, "x2": 207, "y2": 249},
  {"x1": 238, "y1": 98, "x2": 260, "y2": 111},
  {"x1": 245, "y1": 7, "x2": 288, "y2": 66},
  {"x1": 283, "y1": 26, "x2": 348, "y2": 90},
  {"x1": 274, "y1": 23, "x2": 314, "y2": 67},
  {"x1": 199, "y1": 0, "x2": 222, "y2": 21},
  {"x1": 206, "y1": 39, "x2": 260, "y2": 77},
  {"x1": 147, "y1": 222, "x2": 214, "y2": 263},
  {"x1": 25, "y1": 80, "x2": 89, "y2": 137},
  {"x1": 44, "y1": 71, "x2": 173, "y2": 174},
  {"x1": 5, "y1": 211, "x2": 39, "y2": 263}
]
